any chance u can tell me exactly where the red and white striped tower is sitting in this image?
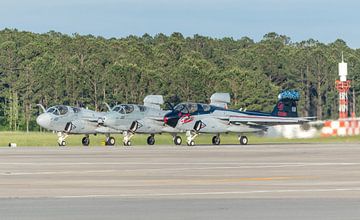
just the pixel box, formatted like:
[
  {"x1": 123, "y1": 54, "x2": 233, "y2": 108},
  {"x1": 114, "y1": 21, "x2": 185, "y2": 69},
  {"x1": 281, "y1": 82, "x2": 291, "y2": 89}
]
[{"x1": 335, "y1": 55, "x2": 351, "y2": 119}]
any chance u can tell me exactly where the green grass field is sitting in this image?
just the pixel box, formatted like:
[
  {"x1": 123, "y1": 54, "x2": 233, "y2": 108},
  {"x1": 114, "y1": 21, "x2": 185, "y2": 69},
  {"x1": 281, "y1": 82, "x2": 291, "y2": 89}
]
[{"x1": 0, "y1": 132, "x2": 359, "y2": 147}]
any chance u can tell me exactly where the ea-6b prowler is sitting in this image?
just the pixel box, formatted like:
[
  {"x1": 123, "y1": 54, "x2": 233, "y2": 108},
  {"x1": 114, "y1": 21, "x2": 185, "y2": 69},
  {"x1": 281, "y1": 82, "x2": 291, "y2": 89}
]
[
  {"x1": 99, "y1": 95, "x2": 181, "y2": 146},
  {"x1": 36, "y1": 105, "x2": 117, "y2": 146},
  {"x1": 36, "y1": 95, "x2": 181, "y2": 146},
  {"x1": 163, "y1": 91, "x2": 309, "y2": 146}
]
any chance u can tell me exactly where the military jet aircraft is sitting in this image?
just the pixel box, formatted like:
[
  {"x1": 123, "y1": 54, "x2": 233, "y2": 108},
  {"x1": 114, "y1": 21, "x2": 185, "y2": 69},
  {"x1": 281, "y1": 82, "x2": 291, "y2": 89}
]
[
  {"x1": 36, "y1": 95, "x2": 181, "y2": 146},
  {"x1": 163, "y1": 91, "x2": 309, "y2": 146},
  {"x1": 36, "y1": 105, "x2": 117, "y2": 146},
  {"x1": 99, "y1": 95, "x2": 181, "y2": 146}
]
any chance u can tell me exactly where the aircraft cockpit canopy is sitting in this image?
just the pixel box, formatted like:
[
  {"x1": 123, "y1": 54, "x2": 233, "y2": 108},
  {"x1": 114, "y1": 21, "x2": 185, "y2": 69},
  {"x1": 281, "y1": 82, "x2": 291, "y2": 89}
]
[
  {"x1": 112, "y1": 104, "x2": 135, "y2": 114},
  {"x1": 174, "y1": 103, "x2": 214, "y2": 114},
  {"x1": 46, "y1": 105, "x2": 69, "y2": 116},
  {"x1": 174, "y1": 103, "x2": 198, "y2": 114}
]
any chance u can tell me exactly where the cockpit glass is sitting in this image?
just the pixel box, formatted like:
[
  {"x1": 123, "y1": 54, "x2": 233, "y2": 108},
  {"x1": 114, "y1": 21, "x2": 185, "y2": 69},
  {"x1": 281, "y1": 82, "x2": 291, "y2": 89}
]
[
  {"x1": 112, "y1": 106, "x2": 125, "y2": 114},
  {"x1": 46, "y1": 105, "x2": 68, "y2": 115},
  {"x1": 185, "y1": 103, "x2": 198, "y2": 113},
  {"x1": 58, "y1": 105, "x2": 68, "y2": 115},
  {"x1": 201, "y1": 104, "x2": 211, "y2": 112},
  {"x1": 174, "y1": 104, "x2": 189, "y2": 114},
  {"x1": 46, "y1": 108, "x2": 55, "y2": 113},
  {"x1": 72, "y1": 107, "x2": 81, "y2": 113},
  {"x1": 122, "y1": 105, "x2": 134, "y2": 114}
]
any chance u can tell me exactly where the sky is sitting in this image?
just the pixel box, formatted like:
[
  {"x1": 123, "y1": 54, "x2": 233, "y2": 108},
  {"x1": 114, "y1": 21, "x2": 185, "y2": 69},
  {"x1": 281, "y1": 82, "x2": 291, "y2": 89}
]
[{"x1": 0, "y1": 0, "x2": 359, "y2": 48}]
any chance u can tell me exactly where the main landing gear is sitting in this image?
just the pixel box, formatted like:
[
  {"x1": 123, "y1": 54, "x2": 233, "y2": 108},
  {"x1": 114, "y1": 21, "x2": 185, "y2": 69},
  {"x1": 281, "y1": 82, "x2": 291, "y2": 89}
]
[
  {"x1": 239, "y1": 135, "x2": 248, "y2": 145},
  {"x1": 147, "y1": 134, "x2": 155, "y2": 145},
  {"x1": 212, "y1": 134, "x2": 220, "y2": 145},
  {"x1": 82, "y1": 135, "x2": 90, "y2": 146},
  {"x1": 173, "y1": 135, "x2": 182, "y2": 145},
  {"x1": 105, "y1": 136, "x2": 116, "y2": 146}
]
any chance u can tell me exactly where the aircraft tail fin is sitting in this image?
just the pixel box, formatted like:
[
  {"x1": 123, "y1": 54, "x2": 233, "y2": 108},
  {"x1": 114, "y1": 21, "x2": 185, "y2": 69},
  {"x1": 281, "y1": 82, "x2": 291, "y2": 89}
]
[
  {"x1": 271, "y1": 90, "x2": 299, "y2": 117},
  {"x1": 143, "y1": 95, "x2": 164, "y2": 110},
  {"x1": 210, "y1": 93, "x2": 230, "y2": 109}
]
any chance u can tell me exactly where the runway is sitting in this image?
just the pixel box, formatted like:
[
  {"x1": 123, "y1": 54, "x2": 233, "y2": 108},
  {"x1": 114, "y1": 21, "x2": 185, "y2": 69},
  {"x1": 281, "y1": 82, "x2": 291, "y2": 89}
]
[{"x1": 0, "y1": 143, "x2": 360, "y2": 219}]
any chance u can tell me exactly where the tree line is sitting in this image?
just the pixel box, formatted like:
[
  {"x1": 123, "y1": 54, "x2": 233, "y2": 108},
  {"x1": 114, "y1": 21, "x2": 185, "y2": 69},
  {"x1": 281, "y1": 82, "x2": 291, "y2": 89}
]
[{"x1": 0, "y1": 29, "x2": 359, "y2": 131}]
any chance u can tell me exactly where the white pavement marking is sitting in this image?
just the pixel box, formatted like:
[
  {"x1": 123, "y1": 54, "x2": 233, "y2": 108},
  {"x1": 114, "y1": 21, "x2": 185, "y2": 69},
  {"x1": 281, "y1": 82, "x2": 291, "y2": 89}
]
[
  {"x1": 0, "y1": 162, "x2": 359, "y2": 166},
  {"x1": 0, "y1": 170, "x2": 118, "y2": 176},
  {"x1": 55, "y1": 188, "x2": 360, "y2": 198}
]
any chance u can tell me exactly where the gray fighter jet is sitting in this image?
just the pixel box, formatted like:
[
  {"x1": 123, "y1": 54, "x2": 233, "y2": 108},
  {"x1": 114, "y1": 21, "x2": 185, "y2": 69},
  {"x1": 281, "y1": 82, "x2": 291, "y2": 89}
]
[
  {"x1": 164, "y1": 91, "x2": 309, "y2": 146},
  {"x1": 36, "y1": 105, "x2": 116, "y2": 146},
  {"x1": 99, "y1": 95, "x2": 181, "y2": 146}
]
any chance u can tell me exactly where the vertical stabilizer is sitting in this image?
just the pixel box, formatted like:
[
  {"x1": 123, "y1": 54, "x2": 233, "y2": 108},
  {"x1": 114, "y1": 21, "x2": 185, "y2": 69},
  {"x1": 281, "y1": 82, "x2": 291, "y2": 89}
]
[
  {"x1": 210, "y1": 93, "x2": 230, "y2": 109},
  {"x1": 143, "y1": 95, "x2": 164, "y2": 110}
]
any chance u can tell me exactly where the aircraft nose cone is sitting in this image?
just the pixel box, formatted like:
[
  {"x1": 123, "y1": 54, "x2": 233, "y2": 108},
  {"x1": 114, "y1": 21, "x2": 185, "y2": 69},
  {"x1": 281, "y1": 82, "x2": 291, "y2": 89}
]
[{"x1": 36, "y1": 113, "x2": 51, "y2": 128}]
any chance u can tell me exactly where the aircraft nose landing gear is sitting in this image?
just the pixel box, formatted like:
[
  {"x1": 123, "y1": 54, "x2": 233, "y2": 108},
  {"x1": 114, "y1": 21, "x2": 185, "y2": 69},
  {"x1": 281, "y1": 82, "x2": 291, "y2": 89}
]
[
  {"x1": 57, "y1": 132, "x2": 68, "y2": 147},
  {"x1": 123, "y1": 131, "x2": 134, "y2": 146},
  {"x1": 186, "y1": 131, "x2": 198, "y2": 146}
]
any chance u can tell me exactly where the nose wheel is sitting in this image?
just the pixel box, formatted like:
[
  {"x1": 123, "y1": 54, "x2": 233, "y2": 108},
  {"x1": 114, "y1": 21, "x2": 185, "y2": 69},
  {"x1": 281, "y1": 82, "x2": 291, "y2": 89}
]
[
  {"x1": 58, "y1": 140, "x2": 66, "y2": 146},
  {"x1": 57, "y1": 132, "x2": 68, "y2": 147},
  {"x1": 123, "y1": 131, "x2": 134, "y2": 146},
  {"x1": 185, "y1": 131, "x2": 198, "y2": 146},
  {"x1": 187, "y1": 140, "x2": 195, "y2": 146}
]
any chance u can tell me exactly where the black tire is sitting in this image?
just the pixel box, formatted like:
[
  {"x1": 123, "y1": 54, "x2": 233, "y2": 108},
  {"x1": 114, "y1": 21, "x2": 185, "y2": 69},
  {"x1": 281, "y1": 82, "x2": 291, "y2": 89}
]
[
  {"x1": 124, "y1": 141, "x2": 131, "y2": 146},
  {"x1": 187, "y1": 140, "x2": 195, "y2": 146},
  {"x1": 174, "y1": 136, "x2": 182, "y2": 145},
  {"x1": 106, "y1": 137, "x2": 115, "y2": 146},
  {"x1": 58, "y1": 141, "x2": 66, "y2": 147},
  {"x1": 212, "y1": 136, "x2": 220, "y2": 145},
  {"x1": 239, "y1": 136, "x2": 248, "y2": 145},
  {"x1": 82, "y1": 137, "x2": 90, "y2": 146},
  {"x1": 147, "y1": 136, "x2": 155, "y2": 145}
]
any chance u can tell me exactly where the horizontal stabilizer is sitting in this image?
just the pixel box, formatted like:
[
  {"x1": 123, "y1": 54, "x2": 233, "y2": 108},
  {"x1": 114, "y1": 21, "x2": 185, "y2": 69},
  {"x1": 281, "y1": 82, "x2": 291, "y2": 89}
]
[
  {"x1": 143, "y1": 95, "x2": 164, "y2": 110},
  {"x1": 210, "y1": 93, "x2": 230, "y2": 109}
]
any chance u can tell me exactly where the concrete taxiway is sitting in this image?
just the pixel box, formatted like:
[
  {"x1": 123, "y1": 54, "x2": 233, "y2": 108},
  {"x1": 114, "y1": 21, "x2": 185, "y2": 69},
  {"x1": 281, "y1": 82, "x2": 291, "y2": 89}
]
[{"x1": 0, "y1": 143, "x2": 360, "y2": 219}]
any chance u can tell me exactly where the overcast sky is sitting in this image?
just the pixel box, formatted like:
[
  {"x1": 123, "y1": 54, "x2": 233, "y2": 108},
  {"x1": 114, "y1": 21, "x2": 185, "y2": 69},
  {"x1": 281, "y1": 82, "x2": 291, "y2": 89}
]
[{"x1": 0, "y1": 0, "x2": 359, "y2": 48}]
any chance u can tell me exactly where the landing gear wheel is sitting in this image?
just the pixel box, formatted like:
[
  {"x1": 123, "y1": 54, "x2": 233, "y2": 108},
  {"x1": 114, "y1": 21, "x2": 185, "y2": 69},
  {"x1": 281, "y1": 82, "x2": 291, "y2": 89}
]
[
  {"x1": 124, "y1": 141, "x2": 131, "y2": 146},
  {"x1": 187, "y1": 140, "x2": 195, "y2": 146},
  {"x1": 147, "y1": 136, "x2": 155, "y2": 145},
  {"x1": 174, "y1": 136, "x2": 182, "y2": 145},
  {"x1": 106, "y1": 137, "x2": 116, "y2": 146},
  {"x1": 82, "y1": 137, "x2": 90, "y2": 146},
  {"x1": 212, "y1": 136, "x2": 220, "y2": 145},
  {"x1": 58, "y1": 141, "x2": 66, "y2": 147},
  {"x1": 239, "y1": 136, "x2": 248, "y2": 145}
]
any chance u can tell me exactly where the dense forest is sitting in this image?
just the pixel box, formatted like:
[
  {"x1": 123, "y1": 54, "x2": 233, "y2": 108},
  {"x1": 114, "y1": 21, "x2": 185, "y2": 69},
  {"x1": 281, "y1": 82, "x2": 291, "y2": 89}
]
[{"x1": 0, "y1": 28, "x2": 359, "y2": 131}]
